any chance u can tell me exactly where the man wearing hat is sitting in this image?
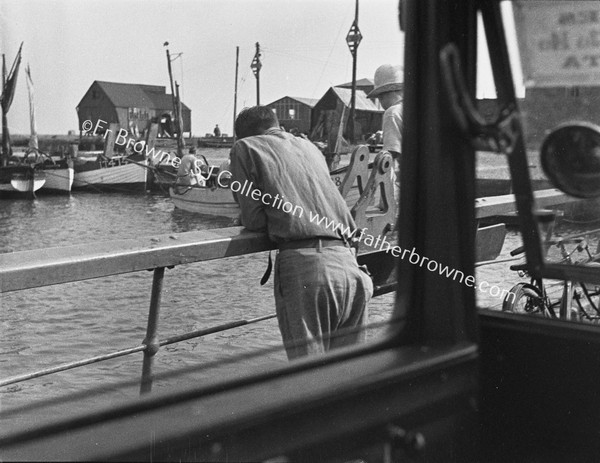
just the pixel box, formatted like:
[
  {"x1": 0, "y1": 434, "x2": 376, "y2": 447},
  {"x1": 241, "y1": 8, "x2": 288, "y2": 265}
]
[
  {"x1": 368, "y1": 64, "x2": 404, "y2": 158},
  {"x1": 369, "y1": 64, "x2": 404, "y2": 208}
]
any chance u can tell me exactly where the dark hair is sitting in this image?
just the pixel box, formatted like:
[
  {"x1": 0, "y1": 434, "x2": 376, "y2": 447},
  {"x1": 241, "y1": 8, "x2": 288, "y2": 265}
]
[{"x1": 234, "y1": 106, "x2": 279, "y2": 140}]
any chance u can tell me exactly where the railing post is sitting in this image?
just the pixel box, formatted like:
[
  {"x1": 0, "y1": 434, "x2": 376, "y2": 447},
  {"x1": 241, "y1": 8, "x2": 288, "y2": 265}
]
[{"x1": 140, "y1": 266, "x2": 165, "y2": 395}]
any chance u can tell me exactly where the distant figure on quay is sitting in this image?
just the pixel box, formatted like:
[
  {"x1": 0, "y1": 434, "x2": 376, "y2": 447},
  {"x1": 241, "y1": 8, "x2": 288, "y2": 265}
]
[{"x1": 213, "y1": 124, "x2": 221, "y2": 137}]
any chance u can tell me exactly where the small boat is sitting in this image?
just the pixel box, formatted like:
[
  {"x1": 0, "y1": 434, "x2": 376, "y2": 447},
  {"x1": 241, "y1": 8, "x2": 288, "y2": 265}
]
[
  {"x1": 40, "y1": 157, "x2": 74, "y2": 193},
  {"x1": 170, "y1": 183, "x2": 239, "y2": 218},
  {"x1": 73, "y1": 153, "x2": 148, "y2": 191},
  {"x1": 8, "y1": 150, "x2": 73, "y2": 195},
  {"x1": 0, "y1": 164, "x2": 45, "y2": 196},
  {"x1": 169, "y1": 160, "x2": 366, "y2": 218},
  {"x1": 0, "y1": 43, "x2": 45, "y2": 198}
]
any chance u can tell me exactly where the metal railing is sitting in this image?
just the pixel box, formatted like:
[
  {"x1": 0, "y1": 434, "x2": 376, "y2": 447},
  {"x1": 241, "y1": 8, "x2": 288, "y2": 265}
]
[
  {"x1": 0, "y1": 227, "x2": 277, "y2": 394},
  {"x1": 0, "y1": 188, "x2": 575, "y2": 395}
]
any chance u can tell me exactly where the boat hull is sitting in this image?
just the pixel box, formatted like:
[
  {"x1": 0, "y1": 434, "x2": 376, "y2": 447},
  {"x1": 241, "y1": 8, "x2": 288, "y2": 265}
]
[
  {"x1": 169, "y1": 185, "x2": 239, "y2": 218},
  {"x1": 73, "y1": 159, "x2": 147, "y2": 191},
  {"x1": 169, "y1": 177, "x2": 361, "y2": 218},
  {"x1": 40, "y1": 166, "x2": 74, "y2": 193},
  {"x1": 0, "y1": 166, "x2": 46, "y2": 196}
]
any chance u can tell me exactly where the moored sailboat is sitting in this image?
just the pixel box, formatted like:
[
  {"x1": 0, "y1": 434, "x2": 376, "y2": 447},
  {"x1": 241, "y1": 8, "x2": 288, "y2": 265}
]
[
  {"x1": 25, "y1": 64, "x2": 74, "y2": 194},
  {"x1": 0, "y1": 43, "x2": 46, "y2": 197}
]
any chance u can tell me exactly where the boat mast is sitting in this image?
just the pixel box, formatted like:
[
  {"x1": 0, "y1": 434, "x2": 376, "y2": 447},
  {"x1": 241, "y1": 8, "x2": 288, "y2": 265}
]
[
  {"x1": 233, "y1": 46, "x2": 239, "y2": 142},
  {"x1": 164, "y1": 42, "x2": 185, "y2": 156},
  {"x1": 175, "y1": 81, "x2": 185, "y2": 152}
]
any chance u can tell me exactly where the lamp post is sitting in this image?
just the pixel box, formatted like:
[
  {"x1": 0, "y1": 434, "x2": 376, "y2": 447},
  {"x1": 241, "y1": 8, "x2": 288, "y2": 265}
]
[
  {"x1": 251, "y1": 42, "x2": 262, "y2": 105},
  {"x1": 346, "y1": 0, "x2": 362, "y2": 144}
]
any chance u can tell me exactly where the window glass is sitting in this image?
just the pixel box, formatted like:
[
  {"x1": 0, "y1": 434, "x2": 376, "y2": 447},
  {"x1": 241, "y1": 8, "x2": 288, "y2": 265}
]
[
  {"x1": 0, "y1": 0, "x2": 405, "y2": 423},
  {"x1": 476, "y1": 1, "x2": 600, "y2": 326}
]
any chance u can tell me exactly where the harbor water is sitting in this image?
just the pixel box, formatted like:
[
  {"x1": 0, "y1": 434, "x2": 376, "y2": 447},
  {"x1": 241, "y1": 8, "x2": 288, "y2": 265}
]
[
  {"x1": 0, "y1": 148, "x2": 399, "y2": 418},
  {"x1": 0, "y1": 147, "x2": 595, "y2": 418}
]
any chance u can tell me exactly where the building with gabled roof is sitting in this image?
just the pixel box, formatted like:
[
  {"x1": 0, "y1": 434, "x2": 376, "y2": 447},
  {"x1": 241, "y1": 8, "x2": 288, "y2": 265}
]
[
  {"x1": 77, "y1": 81, "x2": 191, "y2": 138},
  {"x1": 310, "y1": 83, "x2": 383, "y2": 151},
  {"x1": 266, "y1": 96, "x2": 319, "y2": 134}
]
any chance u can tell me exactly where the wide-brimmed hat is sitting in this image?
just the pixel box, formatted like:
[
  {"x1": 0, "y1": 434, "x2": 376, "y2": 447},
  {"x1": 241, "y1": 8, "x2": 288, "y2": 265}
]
[{"x1": 367, "y1": 64, "x2": 404, "y2": 98}]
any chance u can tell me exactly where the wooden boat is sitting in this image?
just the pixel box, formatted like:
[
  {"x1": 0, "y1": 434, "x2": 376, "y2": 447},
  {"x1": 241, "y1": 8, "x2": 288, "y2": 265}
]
[
  {"x1": 73, "y1": 153, "x2": 147, "y2": 191},
  {"x1": 0, "y1": 164, "x2": 45, "y2": 196},
  {"x1": 40, "y1": 157, "x2": 74, "y2": 193},
  {"x1": 0, "y1": 44, "x2": 45, "y2": 197},
  {"x1": 169, "y1": 159, "x2": 367, "y2": 218},
  {"x1": 9, "y1": 149, "x2": 75, "y2": 194},
  {"x1": 170, "y1": 183, "x2": 239, "y2": 218}
]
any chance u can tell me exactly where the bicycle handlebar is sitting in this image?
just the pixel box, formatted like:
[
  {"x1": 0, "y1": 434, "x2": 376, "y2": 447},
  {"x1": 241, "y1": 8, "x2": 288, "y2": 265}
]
[
  {"x1": 509, "y1": 262, "x2": 528, "y2": 272},
  {"x1": 510, "y1": 246, "x2": 525, "y2": 257}
]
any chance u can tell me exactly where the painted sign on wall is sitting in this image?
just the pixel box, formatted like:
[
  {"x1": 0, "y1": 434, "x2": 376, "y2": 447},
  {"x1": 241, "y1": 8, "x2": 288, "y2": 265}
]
[{"x1": 514, "y1": 1, "x2": 600, "y2": 87}]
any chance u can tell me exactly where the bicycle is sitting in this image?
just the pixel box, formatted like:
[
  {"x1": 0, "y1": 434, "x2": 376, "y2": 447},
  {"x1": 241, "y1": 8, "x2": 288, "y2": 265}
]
[{"x1": 502, "y1": 230, "x2": 600, "y2": 323}]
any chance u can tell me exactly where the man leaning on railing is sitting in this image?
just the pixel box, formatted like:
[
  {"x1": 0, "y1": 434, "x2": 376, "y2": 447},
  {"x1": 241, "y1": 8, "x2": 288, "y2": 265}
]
[{"x1": 229, "y1": 106, "x2": 373, "y2": 360}]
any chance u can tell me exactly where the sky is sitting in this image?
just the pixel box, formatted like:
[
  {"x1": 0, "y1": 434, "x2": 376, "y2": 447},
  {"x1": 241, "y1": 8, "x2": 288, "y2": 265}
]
[{"x1": 0, "y1": 0, "x2": 405, "y2": 137}]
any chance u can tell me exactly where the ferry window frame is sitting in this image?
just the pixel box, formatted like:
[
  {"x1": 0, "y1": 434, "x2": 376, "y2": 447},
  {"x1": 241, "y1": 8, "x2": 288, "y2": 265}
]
[{"x1": 0, "y1": 1, "x2": 486, "y2": 459}]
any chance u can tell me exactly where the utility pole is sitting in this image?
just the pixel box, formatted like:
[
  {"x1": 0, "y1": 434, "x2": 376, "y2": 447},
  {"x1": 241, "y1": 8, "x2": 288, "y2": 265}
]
[
  {"x1": 233, "y1": 46, "x2": 239, "y2": 141},
  {"x1": 251, "y1": 42, "x2": 262, "y2": 105},
  {"x1": 2, "y1": 54, "x2": 6, "y2": 165},
  {"x1": 346, "y1": 0, "x2": 362, "y2": 144}
]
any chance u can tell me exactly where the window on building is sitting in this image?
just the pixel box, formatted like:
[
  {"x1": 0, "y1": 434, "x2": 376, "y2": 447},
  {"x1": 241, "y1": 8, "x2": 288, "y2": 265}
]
[{"x1": 288, "y1": 108, "x2": 296, "y2": 119}]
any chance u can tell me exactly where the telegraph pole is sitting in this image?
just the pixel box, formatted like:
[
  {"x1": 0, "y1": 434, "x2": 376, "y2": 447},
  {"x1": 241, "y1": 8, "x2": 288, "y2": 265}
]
[
  {"x1": 2, "y1": 54, "x2": 7, "y2": 165},
  {"x1": 346, "y1": 0, "x2": 362, "y2": 143},
  {"x1": 251, "y1": 42, "x2": 262, "y2": 105}
]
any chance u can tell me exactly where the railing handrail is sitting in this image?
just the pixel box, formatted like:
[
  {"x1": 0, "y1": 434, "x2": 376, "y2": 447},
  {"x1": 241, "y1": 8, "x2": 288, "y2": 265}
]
[
  {"x1": 1, "y1": 187, "x2": 577, "y2": 293},
  {"x1": 0, "y1": 226, "x2": 275, "y2": 293}
]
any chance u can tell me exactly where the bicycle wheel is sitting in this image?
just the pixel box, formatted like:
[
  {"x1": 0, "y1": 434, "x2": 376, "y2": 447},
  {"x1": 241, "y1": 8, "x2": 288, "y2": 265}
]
[
  {"x1": 572, "y1": 283, "x2": 600, "y2": 323},
  {"x1": 502, "y1": 283, "x2": 545, "y2": 315}
]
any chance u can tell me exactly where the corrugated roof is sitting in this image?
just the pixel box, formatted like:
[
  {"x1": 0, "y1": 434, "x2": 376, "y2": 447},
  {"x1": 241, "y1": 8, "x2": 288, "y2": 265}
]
[
  {"x1": 331, "y1": 87, "x2": 383, "y2": 112},
  {"x1": 93, "y1": 81, "x2": 190, "y2": 111}
]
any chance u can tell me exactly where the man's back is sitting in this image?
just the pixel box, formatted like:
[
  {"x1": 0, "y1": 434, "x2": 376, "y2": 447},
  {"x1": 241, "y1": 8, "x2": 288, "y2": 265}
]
[{"x1": 230, "y1": 127, "x2": 355, "y2": 243}]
